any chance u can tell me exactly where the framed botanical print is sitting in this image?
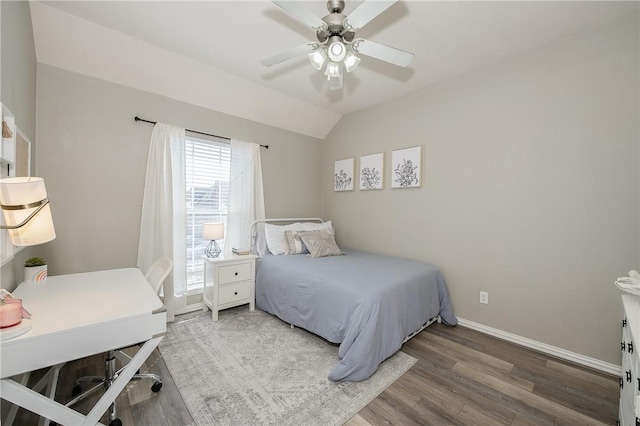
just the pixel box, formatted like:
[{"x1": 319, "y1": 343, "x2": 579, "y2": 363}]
[
  {"x1": 391, "y1": 146, "x2": 422, "y2": 189},
  {"x1": 359, "y1": 152, "x2": 384, "y2": 190},
  {"x1": 334, "y1": 158, "x2": 354, "y2": 191}
]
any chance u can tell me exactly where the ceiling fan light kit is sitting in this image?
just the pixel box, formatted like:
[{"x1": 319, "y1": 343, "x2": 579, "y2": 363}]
[
  {"x1": 307, "y1": 44, "x2": 359, "y2": 89},
  {"x1": 343, "y1": 50, "x2": 361, "y2": 73},
  {"x1": 324, "y1": 61, "x2": 342, "y2": 78},
  {"x1": 308, "y1": 48, "x2": 328, "y2": 70},
  {"x1": 328, "y1": 37, "x2": 347, "y2": 62},
  {"x1": 263, "y1": 0, "x2": 414, "y2": 92}
]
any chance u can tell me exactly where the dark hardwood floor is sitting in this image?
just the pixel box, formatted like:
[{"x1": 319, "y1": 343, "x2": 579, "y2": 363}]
[
  {"x1": 11, "y1": 322, "x2": 618, "y2": 425},
  {"x1": 356, "y1": 323, "x2": 618, "y2": 426}
]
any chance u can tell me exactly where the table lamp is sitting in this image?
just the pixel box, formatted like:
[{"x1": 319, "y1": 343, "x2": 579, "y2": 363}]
[
  {"x1": 0, "y1": 177, "x2": 56, "y2": 246},
  {"x1": 203, "y1": 223, "x2": 224, "y2": 258}
]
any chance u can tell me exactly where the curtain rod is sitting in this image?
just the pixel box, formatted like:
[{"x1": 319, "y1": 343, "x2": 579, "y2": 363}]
[{"x1": 134, "y1": 116, "x2": 269, "y2": 149}]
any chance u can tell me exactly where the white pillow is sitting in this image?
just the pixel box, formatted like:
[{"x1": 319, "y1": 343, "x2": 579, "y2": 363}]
[
  {"x1": 300, "y1": 220, "x2": 333, "y2": 233},
  {"x1": 264, "y1": 222, "x2": 303, "y2": 255},
  {"x1": 264, "y1": 221, "x2": 333, "y2": 255},
  {"x1": 255, "y1": 230, "x2": 268, "y2": 257}
]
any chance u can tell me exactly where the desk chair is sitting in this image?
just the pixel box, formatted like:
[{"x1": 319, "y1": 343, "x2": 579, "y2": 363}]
[{"x1": 66, "y1": 258, "x2": 173, "y2": 426}]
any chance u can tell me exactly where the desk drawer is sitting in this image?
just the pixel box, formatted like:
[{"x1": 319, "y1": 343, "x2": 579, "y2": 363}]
[
  {"x1": 219, "y1": 281, "x2": 251, "y2": 305},
  {"x1": 219, "y1": 262, "x2": 252, "y2": 284}
]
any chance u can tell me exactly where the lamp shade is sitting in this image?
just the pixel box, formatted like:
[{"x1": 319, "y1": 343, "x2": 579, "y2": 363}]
[
  {"x1": 324, "y1": 61, "x2": 341, "y2": 79},
  {"x1": 203, "y1": 222, "x2": 224, "y2": 240},
  {"x1": 327, "y1": 40, "x2": 346, "y2": 62},
  {"x1": 0, "y1": 177, "x2": 56, "y2": 246},
  {"x1": 343, "y1": 50, "x2": 361, "y2": 73},
  {"x1": 308, "y1": 48, "x2": 328, "y2": 71}
]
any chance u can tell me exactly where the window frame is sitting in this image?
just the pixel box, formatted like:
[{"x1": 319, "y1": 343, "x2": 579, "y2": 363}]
[{"x1": 183, "y1": 134, "x2": 231, "y2": 294}]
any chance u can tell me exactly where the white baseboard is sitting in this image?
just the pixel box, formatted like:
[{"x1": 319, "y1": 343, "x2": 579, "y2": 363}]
[{"x1": 456, "y1": 317, "x2": 621, "y2": 377}]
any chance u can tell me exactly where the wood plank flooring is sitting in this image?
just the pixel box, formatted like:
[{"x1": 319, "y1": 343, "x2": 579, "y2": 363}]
[
  {"x1": 11, "y1": 322, "x2": 618, "y2": 425},
  {"x1": 354, "y1": 323, "x2": 618, "y2": 426}
]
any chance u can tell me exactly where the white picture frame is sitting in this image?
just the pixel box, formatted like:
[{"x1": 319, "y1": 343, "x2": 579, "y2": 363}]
[
  {"x1": 359, "y1": 152, "x2": 384, "y2": 190},
  {"x1": 334, "y1": 158, "x2": 354, "y2": 192},
  {"x1": 391, "y1": 146, "x2": 422, "y2": 189}
]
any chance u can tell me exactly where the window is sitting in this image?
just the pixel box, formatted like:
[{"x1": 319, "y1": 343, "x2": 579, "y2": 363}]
[{"x1": 185, "y1": 136, "x2": 230, "y2": 292}]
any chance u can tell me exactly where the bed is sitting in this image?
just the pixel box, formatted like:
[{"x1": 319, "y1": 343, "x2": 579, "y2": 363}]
[{"x1": 252, "y1": 219, "x2": 457, "y2": 382}]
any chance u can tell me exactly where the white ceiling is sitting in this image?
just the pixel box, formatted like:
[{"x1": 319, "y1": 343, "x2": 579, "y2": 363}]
[{"x1": 31, "y1": 1, "x2": 639, "y2": 138}]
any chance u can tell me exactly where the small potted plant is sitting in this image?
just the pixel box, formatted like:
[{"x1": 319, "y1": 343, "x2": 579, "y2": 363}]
[{"x1": 24, "y1": 257, "x2": 47, "y2": 282}]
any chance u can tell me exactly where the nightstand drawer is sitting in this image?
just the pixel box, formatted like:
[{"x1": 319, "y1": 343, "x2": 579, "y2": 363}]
[
  {"x1": 219, "y1": 281, "x2": 251, "y2": 305},
  {"x1": 219, "y1": 263, "x2": 252, "y2": 285}
]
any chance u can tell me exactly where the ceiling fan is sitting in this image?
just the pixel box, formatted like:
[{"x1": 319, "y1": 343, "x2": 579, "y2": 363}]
[{"x1": 261, "y1": 0, "x2": 414, "y2": 91}]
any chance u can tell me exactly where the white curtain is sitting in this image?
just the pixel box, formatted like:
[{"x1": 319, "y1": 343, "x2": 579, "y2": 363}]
[
  {"x1": 137, "y1": 123, "x2": 186, "y2": 322},
  {"x1": 226, "y1": 140, "x2": 265, "y2": 252}
]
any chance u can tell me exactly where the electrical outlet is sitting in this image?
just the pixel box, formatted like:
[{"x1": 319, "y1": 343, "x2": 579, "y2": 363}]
[{"x1": 479, "y1": 291, "x2": 489, "y2": 304}]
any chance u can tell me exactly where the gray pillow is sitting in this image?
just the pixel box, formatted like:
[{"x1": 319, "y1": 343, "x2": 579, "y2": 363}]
[
  {"x1": 298, "y1": 230, "x2": 344, "y2": 258},
  {"x1": 283, "y1": 230, "x2": 309, "y2": 255}
]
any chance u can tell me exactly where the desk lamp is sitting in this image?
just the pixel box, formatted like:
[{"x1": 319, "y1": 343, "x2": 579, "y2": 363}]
[
  {"x1": 203, "y1": 222, "x2": 224, "y2": 258},
  {"x1": 0, "y1": 177, "x2": 56, "y2": 245},
  {"x1": 0, "y1": 177, "x2": 55, "y2": 330}
]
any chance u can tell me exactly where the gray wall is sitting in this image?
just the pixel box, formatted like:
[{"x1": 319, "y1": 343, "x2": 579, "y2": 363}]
[
  {"x1": 1, "y1": 1, "x2": 36, "y2": 140},
  {"x1": 0, "y1": 2, "x2": 38, "y2": 421},
  {"x1": 0, "y1": 0, "x2": 38, "y2": 291},
  {"x1": 36, "y1": 64, "x2": 322, "y2": 276},
  {"x1": 322, "y1": 16, "x2": 639, "y2": 365}
]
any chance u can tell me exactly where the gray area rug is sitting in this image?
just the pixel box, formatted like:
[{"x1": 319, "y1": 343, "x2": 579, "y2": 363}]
[{"x1": 159, "y1": 306, "x2": 417, "y2": 426}]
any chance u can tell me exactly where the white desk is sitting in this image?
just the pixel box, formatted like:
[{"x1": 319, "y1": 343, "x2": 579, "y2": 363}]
[{"x1": 0, "y1": 268, "x2": 166, "y2": 425}]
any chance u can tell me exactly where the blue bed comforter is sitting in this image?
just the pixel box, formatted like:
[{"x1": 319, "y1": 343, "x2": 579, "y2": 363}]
[{"x1": 255, "y1": 249, "x2": 457, "y2": 381}]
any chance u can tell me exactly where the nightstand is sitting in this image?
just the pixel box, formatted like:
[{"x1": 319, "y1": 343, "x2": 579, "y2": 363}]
[{"x1": 202, "y1": 253, "x2": 258, "y2": 321}]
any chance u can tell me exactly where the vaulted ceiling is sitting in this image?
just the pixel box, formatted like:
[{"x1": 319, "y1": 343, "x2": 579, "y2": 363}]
[{"x1": 31, "y1": 1, "x2": 639, "y2": 138}]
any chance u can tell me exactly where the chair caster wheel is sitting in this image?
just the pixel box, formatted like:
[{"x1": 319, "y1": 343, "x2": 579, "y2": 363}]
[
  {"x1": 151, "y1": 381, "x2": 163, "y2": 392},
  {"x1": 71, "y1": 384, "x2": 82, "y2": 397},
  {"x1": 109, "y1": 419, "x2": 122, "y2": 426}
]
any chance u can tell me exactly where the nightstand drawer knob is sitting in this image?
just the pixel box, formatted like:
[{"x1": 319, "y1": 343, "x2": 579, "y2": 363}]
[
  {"x1": 234, "y1": 291, "x2": 238, "y2": 295},
  {"x1": 218, "y1": 263, "x2": 251, "y2": 284}
]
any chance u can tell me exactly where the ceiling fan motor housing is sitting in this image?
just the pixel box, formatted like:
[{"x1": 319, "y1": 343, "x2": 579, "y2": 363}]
[
  {"x1": 327, "y1": 1, "x2": 345, "y2": 13},
  {"x1": 317, "y1": 2, "x2": 354, "y2": 43}
]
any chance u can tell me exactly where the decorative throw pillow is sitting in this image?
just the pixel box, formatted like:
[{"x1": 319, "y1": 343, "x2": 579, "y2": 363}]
[
  {"x1": 282, "y1": 226, "x2": 335, "y2": 255},
  {"x1": 298, "y1": 230, "x2": 344, "y2": 258},
  {"x1": 283, "y1": 230, "x2": 309, "y2": 255},
  {"x1": 264, "y1": 222, "x2": 302, "y2": 255}
]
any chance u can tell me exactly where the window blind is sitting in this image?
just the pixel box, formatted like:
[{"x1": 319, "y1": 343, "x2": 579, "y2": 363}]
[{"x1": 185, "y1": 136, "x2": 230, "y2": 292}]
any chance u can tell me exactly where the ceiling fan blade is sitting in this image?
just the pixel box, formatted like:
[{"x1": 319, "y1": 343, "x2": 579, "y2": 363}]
[
  {"x1": 344, "y1": 0, "x2": 397, "y2": 31},
  {"x1": 261, "y1": 43, "x2": 318, "y2": 67},
  {"x1": 272, "y1": 1, "x2": 327, "y2": 30},
  {"x1": 353, "y1": 39, "x2": 414, "y2": 67}
]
